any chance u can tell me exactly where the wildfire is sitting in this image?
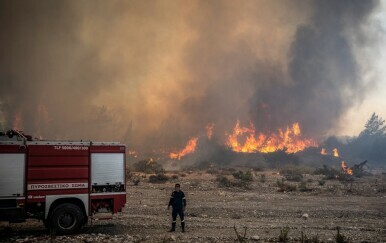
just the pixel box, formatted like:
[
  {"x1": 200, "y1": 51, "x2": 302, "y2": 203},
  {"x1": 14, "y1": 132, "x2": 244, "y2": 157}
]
[
  {"x1": 226, "y1": 121, "x2": 317, "y2": 153},
  {"x1": 341, "y1": 161, "x2": 353, "y2": 175},
  {"x1": 320, "y1": 148, "x2": 327, "y2": 155},
  {"x1": 147, "y1": 158, "x2": 155, "y2": 165},
  {"x1": 333, "y1": 148, "x2": 339, "y2": 157},
  {"x1": 169, "y1": 137, "x2": 198, "y2": 160},
  {"x1": 320, "y1": 148, "x2": 340, "y2": 157},
  {"x1": 128, "y1": 150, "x2": 138, "y2": 158},
  {"x1": 206, "y1": 123, "x2": 215, "y2": 140}
]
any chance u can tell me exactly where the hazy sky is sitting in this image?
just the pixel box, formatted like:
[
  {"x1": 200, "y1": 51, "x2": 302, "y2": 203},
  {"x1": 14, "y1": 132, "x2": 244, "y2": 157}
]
[{"x1": 340, "y1": 1, "x2": 386, "y2": 135}]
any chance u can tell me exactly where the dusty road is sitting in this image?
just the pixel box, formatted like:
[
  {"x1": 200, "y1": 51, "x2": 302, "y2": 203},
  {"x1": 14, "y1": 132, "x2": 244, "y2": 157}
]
[{"x1": 1, "y1": 170, "x2": 385, "y2": 242}]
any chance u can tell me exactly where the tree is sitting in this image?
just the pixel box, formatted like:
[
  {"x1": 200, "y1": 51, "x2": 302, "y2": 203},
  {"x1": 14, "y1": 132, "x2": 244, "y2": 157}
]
[{"x1": 359, "y1": 113, "x2": 386, "y2": 137}]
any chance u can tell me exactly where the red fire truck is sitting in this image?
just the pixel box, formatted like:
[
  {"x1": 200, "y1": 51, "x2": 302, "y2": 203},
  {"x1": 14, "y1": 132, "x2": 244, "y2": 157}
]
[{"x1": 0, "y1": 130, "x2": 126, "y2": 234}]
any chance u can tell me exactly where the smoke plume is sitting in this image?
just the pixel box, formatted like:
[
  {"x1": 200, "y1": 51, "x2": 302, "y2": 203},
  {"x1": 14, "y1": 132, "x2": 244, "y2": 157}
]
[{"x1": 0, "y1": 0, "x2": 381, "y2": 152}]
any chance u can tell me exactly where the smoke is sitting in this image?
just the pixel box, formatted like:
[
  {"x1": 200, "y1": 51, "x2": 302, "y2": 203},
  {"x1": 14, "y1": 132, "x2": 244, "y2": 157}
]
[
  {"x1": 250, "y1": 0, "x2": 380, "y2": 138},
  {"x1": 0, "y1": 0, "x2": 381, "y2": 152}
]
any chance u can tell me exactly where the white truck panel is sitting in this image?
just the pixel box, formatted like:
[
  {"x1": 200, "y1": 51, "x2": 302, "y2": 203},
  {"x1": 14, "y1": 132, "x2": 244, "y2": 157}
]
[
  {"x1": 0, "y1": 154, "x2": 25, "y2": 197},
  {"x1": 91, "y1": 153, "x2": 124, "y2": 185}
]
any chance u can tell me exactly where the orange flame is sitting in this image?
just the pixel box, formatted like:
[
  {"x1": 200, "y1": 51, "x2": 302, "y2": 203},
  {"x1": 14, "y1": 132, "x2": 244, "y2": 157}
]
[
  {"x1": 321, "y1": 148, "x2": 327, "y2": 155},
  {"x1": 169, "y1": 137, "x2": 198, "y2": 160},
  {"x1": 341, "y1": 161, "x2": 353, "y2": 175},
  {"x1": 333, "y1": 148, "x2": 339, "y2": 157},
  {"x1": 226, "y1": 121, "x2": 317, "y2": 153},
  {"x1": 128, "y1": 150, "x2": 138, "y2": 158},
  {"x1": 206, "y1": 123, "x2": 215, "y2": 140},
  {"x1": 147, "y1": 158, "x2": 155, "y2": 165}
]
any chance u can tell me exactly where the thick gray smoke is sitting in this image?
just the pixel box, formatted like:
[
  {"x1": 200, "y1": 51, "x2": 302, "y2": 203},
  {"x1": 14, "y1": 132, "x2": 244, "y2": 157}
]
[
  {"x1": 250, "y1": 0, "x2": 380, "y2": 137},
  {"x1": 0, "y1": 1, "x2": 113, "y2": 139},
  {"x1": 0, "y1": 0, "x2": 381, "y2": 152}
]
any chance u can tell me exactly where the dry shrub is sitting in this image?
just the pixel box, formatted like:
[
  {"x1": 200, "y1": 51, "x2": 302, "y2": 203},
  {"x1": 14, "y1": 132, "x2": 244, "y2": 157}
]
[
  {"x1": 335, "y1": 227, "x2": 350, "y2": 243},
  {"x1": 216, "y1": 175, "x2": 232, "y2": 187},
  {"x1": 133, "y1": 159, "x2": 164, "y2": 173},
  {"x1": 232, "y1": 170, "x2": 254, "y2": 182},
  {"x1": 313, "y1": 165, "x2": 339, "y2": 180},
  {"x1": 278, "y1": 227, "x2": 290, "y2": 242},
  {"x1": 280, "y1": 164, "x2": 312, "y2": 182},
  {"x1": 260, "y1": 174, "x2": 267, "y2": 183},
  {"x1": 207, "y1": 168, "x2": 220, "y2": 175},
  {"x1": 298, "y1": 180, "x2": 312, "y2": 192},
  {"x1": 301, "y1": 231, "x2": 320, "y2": 243},
  {"x1": 216, "y1": 175, "x2": 252, "y2": 189},
  {"x1": 277, "y1": 178, "x2": 297, "y2": 192},
  {"x1": 148, "y1": 173, "x2": 169, "y2": 183},
  {"x1": 179, "y1": 172, "x2": 187, "y2": 177}
]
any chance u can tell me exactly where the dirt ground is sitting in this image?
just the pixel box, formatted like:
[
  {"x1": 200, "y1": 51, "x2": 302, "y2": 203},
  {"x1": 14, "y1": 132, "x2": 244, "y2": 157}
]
[{"x1": 1, "y1": 170, "x2": 385, "y2": 242}]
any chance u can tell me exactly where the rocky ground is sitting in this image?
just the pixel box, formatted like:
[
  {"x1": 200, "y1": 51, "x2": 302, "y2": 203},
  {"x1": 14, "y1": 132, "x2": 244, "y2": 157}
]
[{"x1": 1, "y1": 170, "x2": 385, "y2": 242}]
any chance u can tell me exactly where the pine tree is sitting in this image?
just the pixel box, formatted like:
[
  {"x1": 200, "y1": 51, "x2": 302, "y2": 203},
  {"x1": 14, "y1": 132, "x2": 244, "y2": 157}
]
[{"x1": 360, "y1": 113, "x2": 386, "y2": 136}]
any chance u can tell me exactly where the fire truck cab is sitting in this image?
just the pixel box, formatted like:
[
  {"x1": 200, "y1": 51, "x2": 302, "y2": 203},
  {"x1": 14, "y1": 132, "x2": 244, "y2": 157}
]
[{"x1": 0, "y1": 130, "x2": 126, "y2": 234}]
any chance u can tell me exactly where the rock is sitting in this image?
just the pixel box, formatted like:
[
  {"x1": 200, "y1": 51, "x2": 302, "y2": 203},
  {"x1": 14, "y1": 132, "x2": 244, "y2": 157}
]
[
  {"x1": 302, "y1": 213, "x2": 309, "y2": 220},
  {"x1": 250, "y1": 235, "x2": 260, "y2": 241},
  {"x1": 170, "y1": 235, "x2": 176, "y2": 241}
]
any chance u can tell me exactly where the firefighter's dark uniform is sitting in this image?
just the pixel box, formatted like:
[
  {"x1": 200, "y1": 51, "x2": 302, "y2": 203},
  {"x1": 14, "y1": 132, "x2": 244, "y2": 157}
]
[{"x1": 168, "y1": 190, "x2": 186, "y2": 232}]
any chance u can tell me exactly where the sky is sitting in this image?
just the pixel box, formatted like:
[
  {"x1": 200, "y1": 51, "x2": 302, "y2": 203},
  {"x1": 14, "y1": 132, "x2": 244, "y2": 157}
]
[{"x1": 0, "y1": 0, "x2": 385, "y2": 151}]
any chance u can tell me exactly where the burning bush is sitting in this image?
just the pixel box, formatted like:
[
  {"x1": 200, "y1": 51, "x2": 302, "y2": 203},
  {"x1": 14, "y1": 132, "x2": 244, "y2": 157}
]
[{"x1": 133, "y1": 159, "x2": 164, "y2": 173}]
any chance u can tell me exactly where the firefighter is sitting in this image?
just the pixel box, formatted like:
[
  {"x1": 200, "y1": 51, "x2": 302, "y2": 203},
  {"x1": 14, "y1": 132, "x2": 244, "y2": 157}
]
[{"x1": 167, "y1": 183, "x2": 186, "y2": 232}]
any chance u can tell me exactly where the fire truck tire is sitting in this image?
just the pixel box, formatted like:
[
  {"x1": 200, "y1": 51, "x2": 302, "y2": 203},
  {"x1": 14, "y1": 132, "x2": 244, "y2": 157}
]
[
  {"x1": 43, "y1": 219, "x2": 50, "y2": 229},
  {"x1": 49, "y1": 203, "x2": 85, "y2": 235}
]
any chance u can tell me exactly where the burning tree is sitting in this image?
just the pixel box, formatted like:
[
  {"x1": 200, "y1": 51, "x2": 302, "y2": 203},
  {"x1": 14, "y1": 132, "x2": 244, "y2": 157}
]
[
  {"x1": 321, "y1": 113, "x2": 386, "y2": 166},
  {"x1": 169, "y1": 137, "x2": 198, "y2": 160}
]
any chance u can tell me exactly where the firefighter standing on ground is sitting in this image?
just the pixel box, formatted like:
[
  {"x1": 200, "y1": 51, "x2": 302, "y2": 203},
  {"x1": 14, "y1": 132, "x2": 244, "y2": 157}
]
[{"x1": 168, "y1": 183, "x2": 186, "y2": 232}]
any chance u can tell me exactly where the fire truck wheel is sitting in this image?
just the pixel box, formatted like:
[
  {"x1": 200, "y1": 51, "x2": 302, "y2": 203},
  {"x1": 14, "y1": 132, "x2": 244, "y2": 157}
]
[{"x1": 50, "y1": 203, "x2": 84, "y2": 235}]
